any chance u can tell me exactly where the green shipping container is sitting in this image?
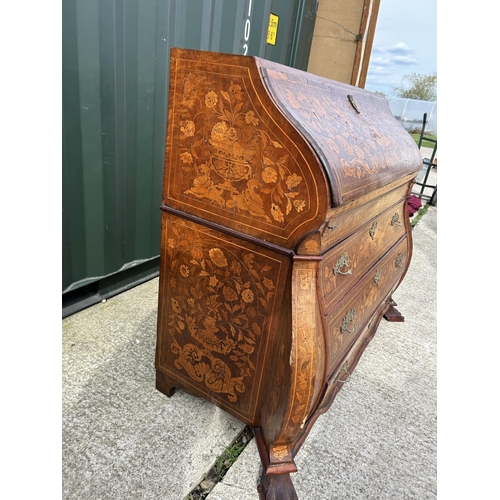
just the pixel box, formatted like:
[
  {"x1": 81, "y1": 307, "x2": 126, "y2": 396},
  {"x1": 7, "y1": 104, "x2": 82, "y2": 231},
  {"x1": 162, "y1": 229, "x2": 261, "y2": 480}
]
[{"x1": 62, "y1": 0, "x2": 319, "y2": 317}]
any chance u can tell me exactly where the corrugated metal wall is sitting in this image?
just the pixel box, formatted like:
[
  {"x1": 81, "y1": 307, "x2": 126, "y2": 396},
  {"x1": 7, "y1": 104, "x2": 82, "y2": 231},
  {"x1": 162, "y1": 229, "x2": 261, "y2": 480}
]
[{"x1": 62, "y1": 0, "x2": 318, "y2": 313}]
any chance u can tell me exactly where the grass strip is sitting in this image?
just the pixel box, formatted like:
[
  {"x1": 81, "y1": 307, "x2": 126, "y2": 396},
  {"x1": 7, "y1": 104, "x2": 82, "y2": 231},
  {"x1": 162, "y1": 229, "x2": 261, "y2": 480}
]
[
  {"x1": 410, "y1": 133, "x2": 437, "y2": 148},
  {"x1": 185, "y1": 426, "x2": 254, "y2": 499}
]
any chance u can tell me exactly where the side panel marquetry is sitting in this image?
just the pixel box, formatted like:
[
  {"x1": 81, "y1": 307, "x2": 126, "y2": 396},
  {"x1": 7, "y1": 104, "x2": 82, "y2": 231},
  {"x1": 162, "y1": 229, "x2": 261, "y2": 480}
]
[
  {"x1": 156, "y1": 212, "x2": 290, "y2": 424},
  {"x1": 163, "y1": 49, "x2": 329, "y2": 248}
]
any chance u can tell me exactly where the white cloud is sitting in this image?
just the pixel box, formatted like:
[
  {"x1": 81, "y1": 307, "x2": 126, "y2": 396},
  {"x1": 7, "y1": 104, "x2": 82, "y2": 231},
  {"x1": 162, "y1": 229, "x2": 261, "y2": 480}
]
[
  {"x1": 369, "y1": 65, "x2": 393, "y2": 75},
  {"x1": 386, "y1": 42, "x2": 413, "y2": 55},
  {"x1": 370, "y1": 56, "x2": 392, "y2": 66},
  {"x1": 367, "y1": 43, "x2": 418, "y2": 76},
  {"x1": 392, "y1": 55, "x2": 418, "y2": 65}
]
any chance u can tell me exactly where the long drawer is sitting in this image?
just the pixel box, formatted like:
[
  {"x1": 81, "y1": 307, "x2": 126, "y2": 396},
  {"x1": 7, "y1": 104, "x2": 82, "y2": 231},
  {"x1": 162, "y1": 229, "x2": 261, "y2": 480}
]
[
  {"x1": 321, "y1": 183, "x2": 408, "y2": 251},
  {"x1": 323, "y1": 236, "x2": 408, "y2": 374},
  {"x1": 320, "y1": 199, "x2": 407, "y2": 314}
]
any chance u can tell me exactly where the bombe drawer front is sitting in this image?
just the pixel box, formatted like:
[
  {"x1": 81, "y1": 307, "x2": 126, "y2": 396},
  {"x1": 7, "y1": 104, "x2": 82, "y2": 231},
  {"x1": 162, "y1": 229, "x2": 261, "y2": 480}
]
[
  {"x1": 321, "y1": 183, "x2": 409, "y2": 251},
  {"x1": 320, "y1": 200, "x2": 407, "y2": 312},
  {"x1": 323, "y1": 237, "x2": 409, "y2": 374}
]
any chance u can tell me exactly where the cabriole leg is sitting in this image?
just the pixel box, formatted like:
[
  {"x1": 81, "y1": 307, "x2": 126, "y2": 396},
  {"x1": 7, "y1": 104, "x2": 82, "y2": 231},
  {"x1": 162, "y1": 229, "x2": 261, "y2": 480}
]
[{"x1": 384, "y1": 298, "x2": 405, "y2": 322}]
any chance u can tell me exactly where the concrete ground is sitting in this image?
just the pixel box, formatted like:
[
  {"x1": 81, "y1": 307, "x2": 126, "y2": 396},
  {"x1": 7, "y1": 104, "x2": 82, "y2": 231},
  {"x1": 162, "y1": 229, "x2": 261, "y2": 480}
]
[{"x1": 62, "y1": 199, "x2": 436, "y2": 500}]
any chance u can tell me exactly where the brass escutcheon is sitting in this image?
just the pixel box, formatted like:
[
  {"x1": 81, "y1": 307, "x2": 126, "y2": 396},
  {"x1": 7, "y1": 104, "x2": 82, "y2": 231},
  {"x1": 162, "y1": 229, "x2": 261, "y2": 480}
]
[
  {"x1": 395, "y1": 253, "x2": 404, "y2": 268},
  {"x1": 341, "y1": 309, "x2": 356, "y2": 334},
  {"x1": 334, "y1": 253, "x2": 352, "y2": 276},
  {"x1": 369, "y1": 222, "x2": 378, "y2": 240},
  {"x1": 374, "y1": 269, "x2": 382, "y2": 286},
  {"x1": 391, "y1": 212, "x2": 402, "y2": 226}
]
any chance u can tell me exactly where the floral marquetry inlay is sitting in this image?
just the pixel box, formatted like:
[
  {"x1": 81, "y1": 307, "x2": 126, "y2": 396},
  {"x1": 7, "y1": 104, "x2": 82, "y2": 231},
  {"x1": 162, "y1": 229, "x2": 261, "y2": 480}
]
[
  {"x1": 169, "y1": 68, "x2": 310, "y2": 228},
  {"x1": 273, "y1": 75, "x2": 401, "y2": 182},
  {"x1": 163, "y1": 220, "x2": 280, "y2": 404}
]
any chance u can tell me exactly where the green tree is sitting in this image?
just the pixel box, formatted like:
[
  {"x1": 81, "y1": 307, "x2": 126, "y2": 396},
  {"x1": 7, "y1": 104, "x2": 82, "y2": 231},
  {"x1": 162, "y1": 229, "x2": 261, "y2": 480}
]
[{"x1": 392, "y1": 72, "x2": 437, "y2": 101}]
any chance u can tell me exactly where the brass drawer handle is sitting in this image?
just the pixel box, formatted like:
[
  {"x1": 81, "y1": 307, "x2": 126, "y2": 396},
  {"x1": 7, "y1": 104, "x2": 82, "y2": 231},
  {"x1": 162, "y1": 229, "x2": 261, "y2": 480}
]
[
  {"x1": 395, "y1": 253, "x2": 404, "y2": 268},
  {"x1": 374, "y1": 269, "x2": 382, "y2": 286},
  {"x1": 334, "y1": 253, "x2": 352, "y2": 276},
  {"x1": 391, "y1": 212, "x2": 402, "y2": 226},
  {"x1": 369, "y1": 222, "x2": 378, "y2": 240},
  {"x1": 335, "y1": 360, "x2": 350, "y2": 385},
  {"x1": 341, "y1": 309, "x2": 356, "y2": 334}
]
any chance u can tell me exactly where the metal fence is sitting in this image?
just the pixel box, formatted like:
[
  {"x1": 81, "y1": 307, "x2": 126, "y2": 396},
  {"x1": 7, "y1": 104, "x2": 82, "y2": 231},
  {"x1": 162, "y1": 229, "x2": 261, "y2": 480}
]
[{"x1": 385, "y1": 96, "x2": 437, "y2": 135}]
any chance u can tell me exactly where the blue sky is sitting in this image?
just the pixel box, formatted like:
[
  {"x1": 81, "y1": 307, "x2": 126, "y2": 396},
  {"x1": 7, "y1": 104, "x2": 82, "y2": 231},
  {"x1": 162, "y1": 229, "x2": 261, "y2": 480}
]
[{"x1": 365, "y1": 0, "x2": 437, "y2": 96}]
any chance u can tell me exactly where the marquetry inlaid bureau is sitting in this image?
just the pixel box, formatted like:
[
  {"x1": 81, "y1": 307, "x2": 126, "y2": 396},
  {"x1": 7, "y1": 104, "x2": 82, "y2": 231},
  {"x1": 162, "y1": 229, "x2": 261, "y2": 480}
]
[{"x1": 155, "y1": 48, "x2": 422, "y2": 499}]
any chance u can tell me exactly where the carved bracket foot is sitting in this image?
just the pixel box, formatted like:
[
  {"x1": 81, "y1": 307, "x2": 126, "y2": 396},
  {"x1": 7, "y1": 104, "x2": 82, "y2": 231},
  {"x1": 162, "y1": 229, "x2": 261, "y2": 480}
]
[
  {"x1": 253, "y1": 427, "x2": 299, "y2": 499},
  {"x1": 156, "y1": 369, "x2": 177, "y2": 397},
  {"x1": 258, "y1": 471, "x2": 298, "y2": 500},
  {"x1": 383, "y1": 299, "x2": 405, "y2": 322}
]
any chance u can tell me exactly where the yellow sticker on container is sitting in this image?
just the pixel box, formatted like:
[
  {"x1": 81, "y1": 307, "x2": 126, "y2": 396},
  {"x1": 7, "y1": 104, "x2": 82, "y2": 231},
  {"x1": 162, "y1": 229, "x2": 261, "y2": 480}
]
[{"x1": 267, "y1": 13, "x2": 279, "y2": 45}]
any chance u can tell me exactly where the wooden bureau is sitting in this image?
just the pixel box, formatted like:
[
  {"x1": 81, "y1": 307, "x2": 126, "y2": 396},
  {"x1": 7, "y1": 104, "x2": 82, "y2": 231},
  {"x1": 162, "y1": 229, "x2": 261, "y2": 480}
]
[{"x1": 155, "y1": 48, "x2": 422, "y2": 499}]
